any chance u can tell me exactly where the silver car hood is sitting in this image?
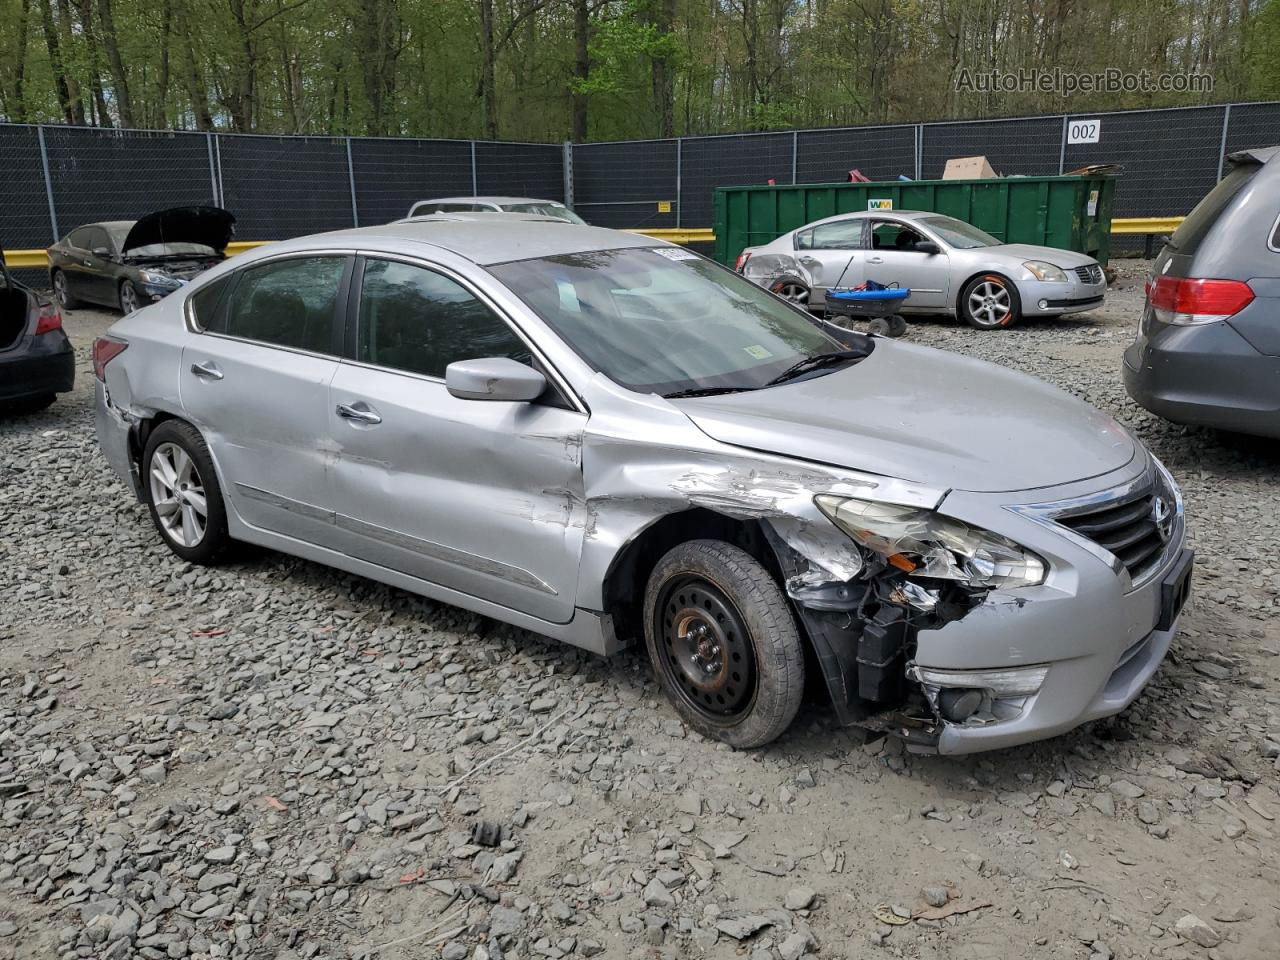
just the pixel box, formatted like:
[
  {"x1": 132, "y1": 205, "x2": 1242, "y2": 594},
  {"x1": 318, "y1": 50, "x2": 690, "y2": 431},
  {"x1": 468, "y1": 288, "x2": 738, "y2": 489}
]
[
  {"x1": 989, "y1": 243, "x2": 1098, "y2": 268},
  {"x1": 673, "y1": 340, "x2": 1135, "y2": 494}
]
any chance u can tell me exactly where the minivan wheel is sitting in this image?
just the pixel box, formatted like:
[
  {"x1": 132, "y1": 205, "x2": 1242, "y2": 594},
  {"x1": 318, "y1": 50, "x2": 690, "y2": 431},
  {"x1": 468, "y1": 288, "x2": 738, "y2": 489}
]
[
  {"x1": 644, "y1": 540, "x2": 805, "y2": 748},
  {"x1": 142, "y1": 420, "x2": 232, "y2": 564},
  {"x1": 960, "y1": 273, "x2": 1020, "y2": 329}
]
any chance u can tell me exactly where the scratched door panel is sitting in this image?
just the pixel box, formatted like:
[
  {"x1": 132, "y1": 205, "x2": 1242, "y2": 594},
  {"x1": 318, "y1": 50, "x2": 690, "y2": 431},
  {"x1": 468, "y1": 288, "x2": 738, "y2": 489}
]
[{"x1": 327, "y1": 362, "x2": 587, "y2": 624}]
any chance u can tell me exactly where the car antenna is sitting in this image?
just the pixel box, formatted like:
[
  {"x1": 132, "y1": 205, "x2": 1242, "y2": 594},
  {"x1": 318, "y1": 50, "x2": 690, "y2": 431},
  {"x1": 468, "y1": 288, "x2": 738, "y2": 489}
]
[{"x1": 831, "y1": 254, "x2": 857, "y2": 291}]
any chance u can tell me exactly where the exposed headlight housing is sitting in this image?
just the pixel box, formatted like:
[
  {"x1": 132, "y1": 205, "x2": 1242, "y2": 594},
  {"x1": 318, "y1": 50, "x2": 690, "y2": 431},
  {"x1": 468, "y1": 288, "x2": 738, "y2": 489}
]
[
  {"x1": 815, "y1": 495, "x2": 1046, "y2": 589},
  {"x1": 1023, "y1": 260, "x2": 1068, "y2": 283},
  {"x1": 138, "y1": 270, "x2": 182, "y2": 286}
]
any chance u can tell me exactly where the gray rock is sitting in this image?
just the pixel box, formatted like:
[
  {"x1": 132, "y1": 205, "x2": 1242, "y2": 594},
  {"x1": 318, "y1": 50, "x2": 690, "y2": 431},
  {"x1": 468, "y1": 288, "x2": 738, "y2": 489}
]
[
  {"x1": 779, "y1": 931, "x2": 813, "y2": 960},
  {"x1": 785, "y1": 887, "x2": 817, "y2": 910},
  {"x1": 921, "y1": 886, "x2": 949, "y2": 908},
  {"x1": 1174, "y1": 914, "x2": 1221, "y2": 948},
  {"x1": 1108, "y1": 779, "x2": 1144, "y2": 799},
  {"x1": 107, "y1": 910, "x2": 139, "y2": 943},
  {"x1": 204, "y1": 847, "x2": 237, "y2": 864},
  {"x1": 642, "y1": 877, "x2": 674, "y2": 908},
  {"x1": 1091, "y1": 793, "x2": 1116, "y2": 818},
  {"x1": 489, "y1": 905, "x2": 523, "y2": 938}
]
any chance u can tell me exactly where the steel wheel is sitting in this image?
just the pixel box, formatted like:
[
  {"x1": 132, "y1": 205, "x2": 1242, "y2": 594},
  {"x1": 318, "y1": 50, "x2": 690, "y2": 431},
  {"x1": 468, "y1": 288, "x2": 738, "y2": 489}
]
[
  {"x1": 655, "y1": 575, "x2": 758, "y2": 721},
  {"x1": 148, "y1": 442, "x2": 208, "y2": 548},
  {"x1": 120, "y1": 282, "x2": 140, "y2": 314}
]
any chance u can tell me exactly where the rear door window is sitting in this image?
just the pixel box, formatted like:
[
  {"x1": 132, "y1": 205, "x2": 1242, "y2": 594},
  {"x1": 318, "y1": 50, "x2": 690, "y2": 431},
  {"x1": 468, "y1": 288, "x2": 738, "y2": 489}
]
[
  {"x1": 810, "y1": 220, "x2": 865, "y2": 250},
  {"x1": 1169, "y1": 163, "x2": 1259, "y2": 256},
  {"x1": 220, "y1": 256, "x2": 347, "y2": 354}
]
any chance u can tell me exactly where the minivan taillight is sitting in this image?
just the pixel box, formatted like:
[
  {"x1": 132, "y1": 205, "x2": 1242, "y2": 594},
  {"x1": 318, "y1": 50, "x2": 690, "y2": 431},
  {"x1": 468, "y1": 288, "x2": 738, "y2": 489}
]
[
  {"x1": 34, "y1": 301, "x2": 62, "y2": 335},
  {"x1": 734, "y1": 251, "x2": 752, "y2": 273},
  {"x1": 93, "y1": 337, "x2": 128, "y2": 381},
  {"x1": 1147, "y1": 276, "x2": 1254, "y2": 325}
]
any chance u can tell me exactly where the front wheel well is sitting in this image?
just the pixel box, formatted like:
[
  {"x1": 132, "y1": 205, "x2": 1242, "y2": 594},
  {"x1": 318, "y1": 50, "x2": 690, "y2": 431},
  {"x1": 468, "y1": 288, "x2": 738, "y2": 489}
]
[{"x1": 603, "y1": 509, "x2": 780, "y2": 645}]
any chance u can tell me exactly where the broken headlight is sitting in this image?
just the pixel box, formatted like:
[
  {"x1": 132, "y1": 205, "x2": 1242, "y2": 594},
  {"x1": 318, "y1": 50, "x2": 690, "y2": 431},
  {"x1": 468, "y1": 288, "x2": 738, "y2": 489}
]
[{"x1": 814, "y1": 495, "x2": 1046, "y2": 589}]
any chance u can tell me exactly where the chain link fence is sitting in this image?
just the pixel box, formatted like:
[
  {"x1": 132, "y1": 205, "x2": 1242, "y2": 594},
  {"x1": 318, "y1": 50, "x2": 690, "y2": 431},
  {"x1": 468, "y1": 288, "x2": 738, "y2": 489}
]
[{"x1": 4, "y1": 101, "x2": 1280, "y2": 256}]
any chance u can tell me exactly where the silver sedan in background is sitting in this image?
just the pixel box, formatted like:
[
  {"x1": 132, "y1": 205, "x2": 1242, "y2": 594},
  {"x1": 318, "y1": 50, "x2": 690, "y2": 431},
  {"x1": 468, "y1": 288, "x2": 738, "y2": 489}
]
[
  {"x1": 94, "y1": 215, "x2": 1189, "y2": 755},
  {"x1": 738, "y1": 210, "x2": 1107, "y2": 329}
]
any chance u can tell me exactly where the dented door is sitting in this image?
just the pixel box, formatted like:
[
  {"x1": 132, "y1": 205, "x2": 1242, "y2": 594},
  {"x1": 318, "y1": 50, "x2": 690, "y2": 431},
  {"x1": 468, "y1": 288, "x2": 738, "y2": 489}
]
[{"x1": 325, "y1": 364, "x2": 586, "y2": 623}]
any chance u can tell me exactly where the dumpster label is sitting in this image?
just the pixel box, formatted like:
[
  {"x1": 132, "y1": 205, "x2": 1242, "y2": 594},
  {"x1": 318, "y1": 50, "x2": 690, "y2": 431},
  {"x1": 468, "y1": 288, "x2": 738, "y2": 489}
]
[
  {"x1": 657, "y1": 200, "x2": 672, "y2": 213},
  {"x1": 1068, "y1": 119, "x2": 1101, "y2": 144},
  {"x1": 1087, "y1": 189, "x2": 1099, "y2": 216},
  {"x1": 868, "y1": 199, "x2": 893, "y2": 210}
]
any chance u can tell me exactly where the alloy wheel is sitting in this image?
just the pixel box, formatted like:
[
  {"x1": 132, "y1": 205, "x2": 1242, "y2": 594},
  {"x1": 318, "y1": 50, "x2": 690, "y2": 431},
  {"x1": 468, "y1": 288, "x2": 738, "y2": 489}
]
[
  {"x1": 148, "y1": 442, "x2": 208, "y2": 548},
  {"x1": 968, "y1": 279, "x2": 1011, "y2": 327},
  {"x1": 53, "y1": 272, "x2": 69, "y2": 307},
  {"x1": 773, "y1": 281, "x2": 809, "y2": 305},
  {"x1": 120, "y1": 283, "x2": 139, "y2": 314},
  {"x1": 655, "y1": 575, "x2": 758, "y2": 721}
]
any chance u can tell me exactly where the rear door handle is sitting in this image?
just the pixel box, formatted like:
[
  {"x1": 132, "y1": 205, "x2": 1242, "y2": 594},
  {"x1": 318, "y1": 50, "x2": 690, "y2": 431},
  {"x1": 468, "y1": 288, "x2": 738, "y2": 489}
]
[
  {"x1": 336, "y1": 401, "x2": 382, "y2": 425},
  {"x1": 867, "y1": 256, "x2": 884, "y2": 264},
  {"x1": 190, "y1": 361, "x2": 224, "y2": 381}
]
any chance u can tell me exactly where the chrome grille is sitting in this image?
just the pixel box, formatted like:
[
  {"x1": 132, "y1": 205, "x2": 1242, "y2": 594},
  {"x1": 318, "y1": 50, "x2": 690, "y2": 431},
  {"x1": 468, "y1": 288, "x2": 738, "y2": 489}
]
[
  {"x1": 1056, "y1": 486, "x2": 1167, "y2": 580},
  {"x1": 1074, "y1": 264, "x2": 1104, "y2": 285}
]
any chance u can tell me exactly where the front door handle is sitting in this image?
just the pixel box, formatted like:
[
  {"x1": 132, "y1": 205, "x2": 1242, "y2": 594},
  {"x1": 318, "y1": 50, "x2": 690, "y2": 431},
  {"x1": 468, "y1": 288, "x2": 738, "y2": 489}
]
[
  {"x1": 866, "y1": 256, "x2": 884, "y2": 264},
  {"x1": 190, "y1": 361, "x2": 224, "y2": 381},
  {"x1": 336, "y1": 401, "x2": 382, "y2": 425}
]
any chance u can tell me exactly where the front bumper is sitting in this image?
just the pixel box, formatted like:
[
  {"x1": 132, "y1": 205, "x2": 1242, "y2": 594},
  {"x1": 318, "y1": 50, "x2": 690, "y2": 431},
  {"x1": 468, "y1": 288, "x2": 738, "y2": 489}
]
[
  {"x1": 909, "y1": 460, "x2": 1188, "y2": 755},
  {"x1": 1123, "y1": 318, "x2": 1280, "y2": 439},
  {"x1": 1017, "y1": 276, "x2": 1107, "y2": 316},
  {"x1": 0, "y1": 332, "x2": 75, "y2": 401}
]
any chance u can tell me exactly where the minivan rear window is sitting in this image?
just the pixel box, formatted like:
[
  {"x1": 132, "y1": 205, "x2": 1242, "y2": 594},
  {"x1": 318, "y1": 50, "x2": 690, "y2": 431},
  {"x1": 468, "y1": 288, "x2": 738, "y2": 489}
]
[{"x1": 1168, "y1": 163, "x2": 1259, "y2": 255}]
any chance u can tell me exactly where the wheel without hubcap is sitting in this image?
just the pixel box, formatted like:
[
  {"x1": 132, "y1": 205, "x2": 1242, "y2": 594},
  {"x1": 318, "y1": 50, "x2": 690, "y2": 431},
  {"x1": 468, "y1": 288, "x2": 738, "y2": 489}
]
[
  {"x1": 643, "y1": 540, "x2": 805, "y2": 748},
  {"x1": 52, "y1": 271, "x2": 79, "y2": 309},
  {"x1": 149, "y1": 442, "x2": 208, "y2": 548},
  {"x1": 657, "y1": 576, "x2": 758, "y2": 720},
  {"x1": 769, "y1": 277, "x2": 810, "y2": 306}
]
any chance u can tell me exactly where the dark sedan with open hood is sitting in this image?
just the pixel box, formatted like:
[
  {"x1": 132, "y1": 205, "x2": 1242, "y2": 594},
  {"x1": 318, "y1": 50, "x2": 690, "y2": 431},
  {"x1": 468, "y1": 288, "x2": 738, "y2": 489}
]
[{"x1": 48, "y1": 206, "x2": 235, "y2": 314}]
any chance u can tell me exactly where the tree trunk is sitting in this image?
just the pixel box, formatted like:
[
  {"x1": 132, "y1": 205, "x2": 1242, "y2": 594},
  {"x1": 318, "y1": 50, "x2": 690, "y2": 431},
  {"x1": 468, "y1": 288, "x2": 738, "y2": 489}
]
[
  {"x1": 5, "y1": 0, "x2": 32, "y2": 122},
  {"x1": 156, "y1": 0, "x2": 171, "y2": 127},
  {"x1": 97, "y1": 0, "x2": 135, "y2": 126},
  {"x1": 175, "y1": 0, "x2": 213, "y2": 129},
  {"x1": 48, "y1": 0, "x2": 86, "y2": 123},
  {"x1": 478, "y1": 0, "x2": 498, "y2": 138},
  {"x1": 648, "y1": 0, "x2": 675, "y2": 137},
  {"x1": 571, "y1": 0, "x2": 589, "y2": 141}
]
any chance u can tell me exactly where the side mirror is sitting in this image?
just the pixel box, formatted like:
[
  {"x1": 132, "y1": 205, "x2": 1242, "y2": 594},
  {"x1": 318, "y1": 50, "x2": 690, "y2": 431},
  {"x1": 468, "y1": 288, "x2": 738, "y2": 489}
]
[
  {"x1": 446, "y1": 357, "x2": 546, "y2": 402},
  {"x1": 914, "y1": 240, "x2": 941, "y2": 255},
  {"x1": 92, "y1": 246, "x2": 113, "y2": 259}
]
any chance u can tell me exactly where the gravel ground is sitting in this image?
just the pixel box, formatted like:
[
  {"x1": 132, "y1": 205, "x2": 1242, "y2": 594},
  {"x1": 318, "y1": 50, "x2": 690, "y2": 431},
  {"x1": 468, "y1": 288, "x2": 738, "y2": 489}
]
[{"x1": 2, "y1": 263, "x2": 1278, "y2": 960}]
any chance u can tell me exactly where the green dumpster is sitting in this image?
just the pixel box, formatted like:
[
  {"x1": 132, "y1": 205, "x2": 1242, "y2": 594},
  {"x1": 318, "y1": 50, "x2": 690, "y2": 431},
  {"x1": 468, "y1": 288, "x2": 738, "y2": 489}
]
[{"x1": 714, "y1": 174, "x2": 1117, "y2": 267}]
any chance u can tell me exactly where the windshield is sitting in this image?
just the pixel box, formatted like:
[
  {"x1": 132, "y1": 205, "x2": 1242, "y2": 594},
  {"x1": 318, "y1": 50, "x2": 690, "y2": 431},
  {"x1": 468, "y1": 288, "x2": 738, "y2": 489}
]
[
  {"x1": 918, "y1": 216, "x2": 1000, "y2": 249},
  {"x1": 501, "y1": 202, "x2": 587, "y2": 224},
  {"x1": 488, "y1": 247, "x2": 848, "y2": 395}
]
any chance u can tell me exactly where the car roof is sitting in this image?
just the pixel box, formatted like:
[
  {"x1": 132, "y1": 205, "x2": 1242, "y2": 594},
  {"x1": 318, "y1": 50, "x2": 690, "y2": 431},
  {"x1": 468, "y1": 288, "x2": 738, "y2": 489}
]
[
  {"x1": 412, "y1": 196, "x2": 568, "y2": 207},
  {"x1": 801, "y1": 209, "x2": 936, "y2": 229},
  {"x1": 279, "y1": 217, "x2": 658, "y2": 266}
]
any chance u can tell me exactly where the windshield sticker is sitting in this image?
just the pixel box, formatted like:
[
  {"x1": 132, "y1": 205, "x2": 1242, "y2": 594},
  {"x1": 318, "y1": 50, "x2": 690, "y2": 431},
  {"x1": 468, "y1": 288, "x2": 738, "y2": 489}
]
[
  {"x1": 743, "y1": 345, "x2": 773, "y2": 360},
  {"x1": 651, "y1": 247, "x2": 700, "y2": 261}
]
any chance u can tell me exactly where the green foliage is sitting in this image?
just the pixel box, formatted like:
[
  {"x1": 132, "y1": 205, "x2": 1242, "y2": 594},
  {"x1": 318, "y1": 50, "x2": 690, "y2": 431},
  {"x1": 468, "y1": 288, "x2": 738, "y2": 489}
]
[{"x1": 0, "y1": 0, "x2": 1268, "y2": 140}]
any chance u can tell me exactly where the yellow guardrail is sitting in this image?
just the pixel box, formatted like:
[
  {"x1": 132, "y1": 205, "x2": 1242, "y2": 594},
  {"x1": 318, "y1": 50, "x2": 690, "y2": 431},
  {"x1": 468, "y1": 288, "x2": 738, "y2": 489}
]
[
  {"x1": 1110, "y1": 217, "x2": 1184, "y2": 235},
  {"x1": 0, "y1": 219, "x2": 1181, "y2": 270}
]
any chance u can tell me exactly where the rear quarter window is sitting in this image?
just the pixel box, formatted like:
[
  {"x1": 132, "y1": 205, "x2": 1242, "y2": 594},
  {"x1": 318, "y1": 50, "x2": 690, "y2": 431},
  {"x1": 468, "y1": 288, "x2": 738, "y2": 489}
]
[
  {"x1": 1169, "y1": 163, "x2": 1259, "y2": 256},
  {"x1": 188, "y1": 275, "x2": 234, "y2": 331}
]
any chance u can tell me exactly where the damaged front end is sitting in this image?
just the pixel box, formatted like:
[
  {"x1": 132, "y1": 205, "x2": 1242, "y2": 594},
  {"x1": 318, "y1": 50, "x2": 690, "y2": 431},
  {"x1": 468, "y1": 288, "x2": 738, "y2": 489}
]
[{"x1": 763, "y1": 494, "x2": 1049, "y2": 752}]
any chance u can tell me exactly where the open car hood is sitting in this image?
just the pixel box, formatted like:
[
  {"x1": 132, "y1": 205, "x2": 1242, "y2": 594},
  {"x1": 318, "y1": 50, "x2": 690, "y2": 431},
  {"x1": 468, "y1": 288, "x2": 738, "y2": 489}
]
[
  {"x1": 122, "y1": 206, "x2": 236, "y2": 255},
  {"x1": 673, "y1": 340, "x2": 1136, "y2": 494}
]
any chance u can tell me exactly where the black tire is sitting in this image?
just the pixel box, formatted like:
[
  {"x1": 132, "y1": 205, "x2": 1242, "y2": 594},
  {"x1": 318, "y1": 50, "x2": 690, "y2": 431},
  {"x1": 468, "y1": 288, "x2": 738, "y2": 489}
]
[
  {"x1": 119, "y1": 279, "x2": 141, "y2": 315},
  {"x1": 0, "y1": 393, "x2": 55, "y2": 416},
  {"x1": 51, "y1": 270, "x2": 81, "y2": 310},
  {"x1": 959, "y1": 273, "x2": 1020, "y2": 329},
  {"x1": 141, "y1": 420, "x2": 233, "y2": 564},
  {"x1": 769, "y1": 275, "x2": 811, "y2": 308},
  {"x1": 644, "y1": 540, "x2": 805, "y2": 748},
  {"x1": 886, "y1": 314, "x2": 908, "y2": 338}
]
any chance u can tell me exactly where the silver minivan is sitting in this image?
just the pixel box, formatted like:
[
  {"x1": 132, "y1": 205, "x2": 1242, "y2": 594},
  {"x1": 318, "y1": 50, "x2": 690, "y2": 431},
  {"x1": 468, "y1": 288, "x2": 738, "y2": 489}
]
[{"x1": 95, "y1": 216, "x2": 1192, "y2": 755}]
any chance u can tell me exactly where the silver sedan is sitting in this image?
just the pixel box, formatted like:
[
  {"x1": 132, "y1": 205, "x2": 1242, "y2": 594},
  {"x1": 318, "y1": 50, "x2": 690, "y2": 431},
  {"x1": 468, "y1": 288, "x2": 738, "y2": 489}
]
[
  {"x1": 738, "y1": 210, "x2": 1107, "y2": 329},
  {"x1": 94, "y1": 215, "x2": 1190, "y2": 754}
]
